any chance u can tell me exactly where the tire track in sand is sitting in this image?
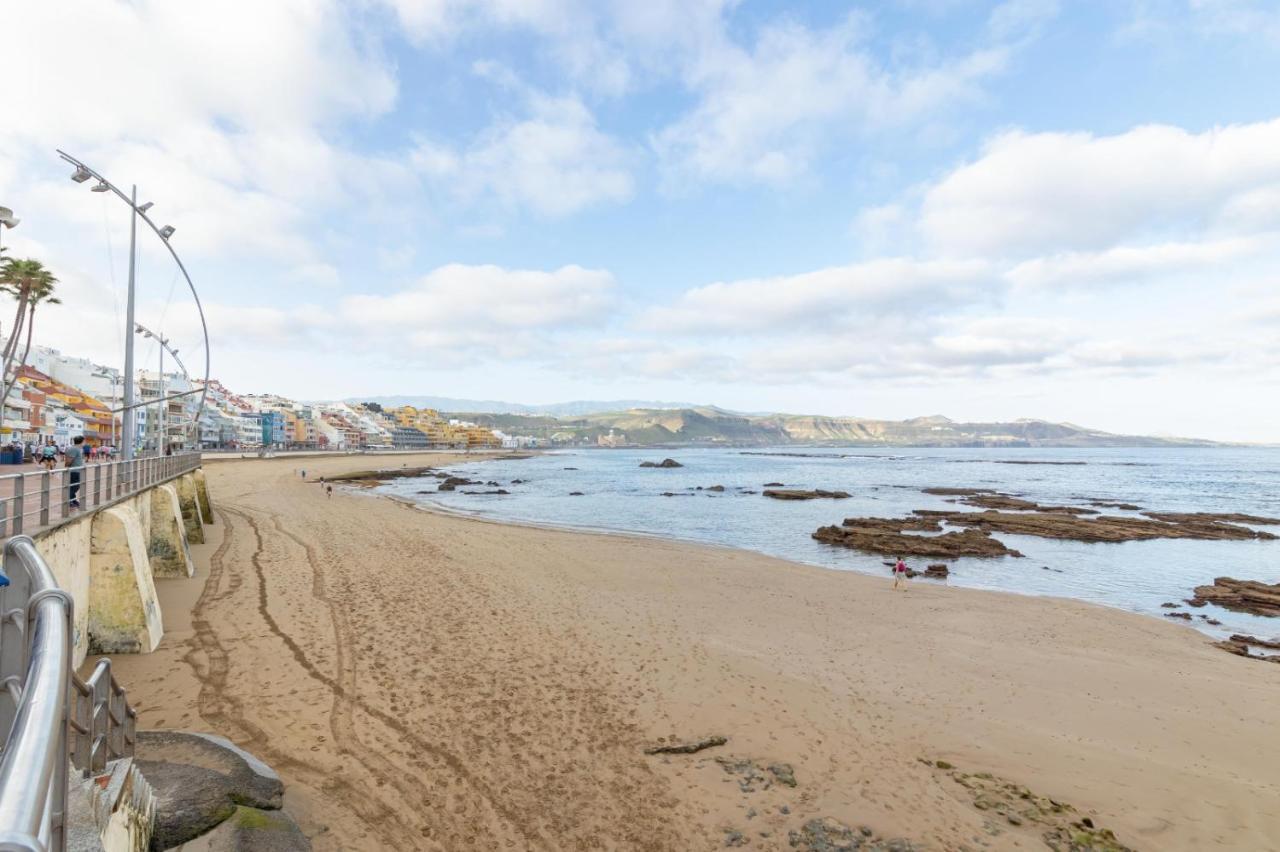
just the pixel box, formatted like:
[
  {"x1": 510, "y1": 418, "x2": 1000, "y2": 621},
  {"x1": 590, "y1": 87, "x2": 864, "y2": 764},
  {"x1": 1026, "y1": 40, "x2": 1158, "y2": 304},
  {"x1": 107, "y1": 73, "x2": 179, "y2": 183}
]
[
  {"x1": 184, "y1": 506, "x2": 414, "y2": 849},
  {"x1": 225, "y1": 504, "x2": 548, "y2": 851}
]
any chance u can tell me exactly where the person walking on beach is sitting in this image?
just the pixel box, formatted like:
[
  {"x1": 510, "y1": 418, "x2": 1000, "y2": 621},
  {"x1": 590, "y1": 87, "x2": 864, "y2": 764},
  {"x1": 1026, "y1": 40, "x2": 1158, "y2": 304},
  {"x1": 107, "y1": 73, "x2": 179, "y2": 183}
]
[
  {"x1": 893, "y1": 557, "x2": 909, "y2": 590},
  {"x1": 326, "y1": 484, "x2": 333, "y2": 499},
  {"x1": 65, "y1": 435, "x2": 86, "y2": 510}
]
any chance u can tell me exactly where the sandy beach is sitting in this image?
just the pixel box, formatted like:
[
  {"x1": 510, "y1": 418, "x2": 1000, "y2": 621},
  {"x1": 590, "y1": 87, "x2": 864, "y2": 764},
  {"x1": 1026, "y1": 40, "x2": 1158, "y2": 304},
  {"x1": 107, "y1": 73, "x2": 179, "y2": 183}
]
[{"x1": 106, "y1": 453, "x2": 1280, "y2": 851}]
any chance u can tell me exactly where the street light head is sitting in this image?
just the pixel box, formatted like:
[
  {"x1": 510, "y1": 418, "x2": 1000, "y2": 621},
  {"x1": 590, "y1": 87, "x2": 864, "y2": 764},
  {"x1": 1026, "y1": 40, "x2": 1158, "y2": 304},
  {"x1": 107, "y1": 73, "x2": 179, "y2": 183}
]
[
  {"x1": 159, "y1": 225, "x2": 176, "y2": 239},
  {"x1": 91, "y1": 180, "x2": 110, "y2": 193},
  {"x1": 137, "y1": 201, "x2": 153, "y2": 213},
  {"x1": 0, "y1": 207, "x2": 18, "y2": 229},
  {"x1": 71, "y1": 165, "x2": 92, "y2": 183}
]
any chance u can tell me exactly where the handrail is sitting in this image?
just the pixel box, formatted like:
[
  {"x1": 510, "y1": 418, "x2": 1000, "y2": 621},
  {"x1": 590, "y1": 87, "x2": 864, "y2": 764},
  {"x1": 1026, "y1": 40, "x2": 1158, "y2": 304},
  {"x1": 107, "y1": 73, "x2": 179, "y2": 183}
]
[
  {"x1": 0, "y1": 536, "x2": 73, "y2": 852},
  {"x1": 0, "y1": 451, "x2": 202, "y2": 539},
  {"x1": 0, "y1": 535, "x2": 148, "y2": 850}
]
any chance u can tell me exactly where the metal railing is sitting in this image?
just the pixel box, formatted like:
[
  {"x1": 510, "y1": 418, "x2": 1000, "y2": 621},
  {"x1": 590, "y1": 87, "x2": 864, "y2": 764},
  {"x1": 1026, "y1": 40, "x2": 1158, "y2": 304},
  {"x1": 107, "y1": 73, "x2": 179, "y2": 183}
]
[
  {"x1": 0, "y1": 536, "x2": 140, "y2": 852},
  {"x1": 0, "y1": 451, "x2": 202, "y2": 538}
]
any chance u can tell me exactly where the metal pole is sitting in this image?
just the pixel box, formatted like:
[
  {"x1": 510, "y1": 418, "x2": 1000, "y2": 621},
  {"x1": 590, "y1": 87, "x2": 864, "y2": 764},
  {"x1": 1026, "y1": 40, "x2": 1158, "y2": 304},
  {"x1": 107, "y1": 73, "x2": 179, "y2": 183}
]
[
  {"x1": 158, "y1": 341, "x2": 164, "y2": 455},
  {"x1": 122, "y1": 186, "x2": 137, "y2": 461}
]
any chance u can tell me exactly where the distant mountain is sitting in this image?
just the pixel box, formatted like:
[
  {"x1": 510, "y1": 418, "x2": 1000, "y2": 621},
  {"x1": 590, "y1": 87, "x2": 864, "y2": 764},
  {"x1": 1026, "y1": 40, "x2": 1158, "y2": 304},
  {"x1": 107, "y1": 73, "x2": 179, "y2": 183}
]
[
  {"x1": 349, "y1": 396, "x2": 700, "y2": 416},
  {"x1": 439, "y1": 407, "x2": 1225, "y2": 448}
]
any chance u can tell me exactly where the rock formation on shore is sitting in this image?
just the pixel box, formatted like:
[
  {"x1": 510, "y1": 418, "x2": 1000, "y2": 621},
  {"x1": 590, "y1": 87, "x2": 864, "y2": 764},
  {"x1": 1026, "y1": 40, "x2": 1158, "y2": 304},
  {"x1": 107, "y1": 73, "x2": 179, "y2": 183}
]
[{"x1": 1189, "y1": 577, "x2": 1280, "y2": 616}]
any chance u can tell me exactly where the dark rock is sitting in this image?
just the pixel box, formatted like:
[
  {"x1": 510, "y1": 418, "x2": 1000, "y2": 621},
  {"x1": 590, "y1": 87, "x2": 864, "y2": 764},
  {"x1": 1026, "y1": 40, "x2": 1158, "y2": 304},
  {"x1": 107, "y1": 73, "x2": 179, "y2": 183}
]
[
  {"x1": 922, "y1": 487, "x2": 994, "y2": 496},
  {"x1": 136, "y1": 730, "x2": 282, "y2": 810},
  {"x1": 1164, "y1": 612, "x2": 1193, "y2": 620},
  {"x1": 462, "y1": 489, "x2": 509, "y2": 495},
  {"x1": 1230, "y1": 633, "x2": 1280, "y2": 650},
  {"x1": 645, "y1": 735, "x2": 728, "y2": 755},
  {"x1": 1160, "y1": 602, "x2": 1180, "y2": 608},
  {"x1": 763, "y1": 482, "x2": 785, "y2": 487},
  {"x1": 1189, "y1": 577, "x2": 1280, "y2": 616},
  {"x1": 661, "y1": 492, "x2": 693, "y2": 497},
  {"x1": 437, "y1": 476, "x2": 479, "y2": 492},
  {"x1": 768, "y1": 763, "x2": 797, "y2": 787},
  {"x1": 1088, "y1": 500, "x2": 1143, "y2": 511},
  {"x1": 1145, "y1": 511, "x2": 1280, "y2": 526},
  {"x1": 640, "y1": 458, "x2": 684, "y2": 468},
  {"x1": 485, "y1": 480, "x2": 500, "y2": 487},
  {"x1": 511, "y1": 479, "x2": 527, "y2": 484},
  {"x1": 706, "y1": 485, "x2": 726, "y2": 492},
  {"x1": 563, "y1": 467, "x2": 579, "y2": 470},
  {"x1": 725, "y1": 830, "x2": 747, "y2": 847},
  {"x1": 764, "y1": 490, "x2": 852, "y2": 500},
  {"x1": 568, "y1": 491, "x2": 584, "y2": 496},
  {"x1": 187, "y1": 806, "x2": 312, "y2": 851},
  {"x1": 135, "y1": 761, "x2": 238, "y2": 849},
  {"x1": 923, "y1": 564, "x2": 949, "y2": 579}
]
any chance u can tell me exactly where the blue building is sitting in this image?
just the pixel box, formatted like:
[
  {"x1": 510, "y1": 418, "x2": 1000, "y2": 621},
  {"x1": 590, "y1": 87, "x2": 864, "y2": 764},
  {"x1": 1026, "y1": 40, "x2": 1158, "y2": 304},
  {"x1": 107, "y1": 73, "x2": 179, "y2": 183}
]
[{"x1": 259, "y1": 411, "x2": 287, "y2": 447}]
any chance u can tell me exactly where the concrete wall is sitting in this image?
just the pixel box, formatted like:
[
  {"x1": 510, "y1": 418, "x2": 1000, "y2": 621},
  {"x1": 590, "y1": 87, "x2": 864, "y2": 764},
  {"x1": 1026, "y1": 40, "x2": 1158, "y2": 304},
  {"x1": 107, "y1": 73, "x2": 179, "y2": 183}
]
[{"x1": 33, "y1": 470, "x2": 209, "y2": 665}]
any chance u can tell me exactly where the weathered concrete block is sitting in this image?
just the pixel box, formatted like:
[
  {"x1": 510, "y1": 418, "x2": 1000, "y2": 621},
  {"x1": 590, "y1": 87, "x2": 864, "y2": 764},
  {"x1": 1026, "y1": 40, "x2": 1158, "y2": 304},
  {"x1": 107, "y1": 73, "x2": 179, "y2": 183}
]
[
  {"x1": 149, "y1": 484, "x2": 194, "y2": 578},
  {"x1": 89, "y1": 505, "x2": 163, "y2": 654},
  {"x1": 193, "y1": 468, "x2": 214, "y2": 524},
  {"x1": 175, "y1": 475, "x2": 205, "y2": 545}
]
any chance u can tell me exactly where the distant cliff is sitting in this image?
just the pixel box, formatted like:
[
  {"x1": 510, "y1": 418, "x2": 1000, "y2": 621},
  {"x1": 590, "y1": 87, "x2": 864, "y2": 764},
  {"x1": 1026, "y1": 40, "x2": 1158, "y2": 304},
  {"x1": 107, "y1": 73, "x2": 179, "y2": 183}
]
[{"x1": 447, "y1": 407, "x2": 1223, "y2": 448}]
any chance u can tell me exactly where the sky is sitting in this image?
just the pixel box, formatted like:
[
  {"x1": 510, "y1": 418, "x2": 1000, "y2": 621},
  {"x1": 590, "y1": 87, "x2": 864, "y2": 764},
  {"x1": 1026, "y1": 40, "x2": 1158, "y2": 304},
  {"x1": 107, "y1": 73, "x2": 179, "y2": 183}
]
[{"x1": 1, "y1": 0, "x2": 1278, "y2": 442}]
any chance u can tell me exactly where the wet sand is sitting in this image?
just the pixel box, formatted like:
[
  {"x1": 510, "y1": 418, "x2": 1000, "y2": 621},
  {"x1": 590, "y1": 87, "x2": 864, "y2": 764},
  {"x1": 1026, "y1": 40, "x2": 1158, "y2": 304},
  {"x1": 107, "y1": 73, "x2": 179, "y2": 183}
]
[{"x1": 108, "y1": 453, "x2": 1280, "y2": 850}]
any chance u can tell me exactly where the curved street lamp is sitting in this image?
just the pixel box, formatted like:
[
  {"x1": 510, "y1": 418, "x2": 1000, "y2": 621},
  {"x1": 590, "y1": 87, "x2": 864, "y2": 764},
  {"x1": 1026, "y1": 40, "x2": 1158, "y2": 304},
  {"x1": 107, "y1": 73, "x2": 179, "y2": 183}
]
[
  {"x1": 134, "y1": 321, "x2": 196, "y2": 450},
  {"x1": 55, "y1": 150, "x2": 209, "y2": 459}
]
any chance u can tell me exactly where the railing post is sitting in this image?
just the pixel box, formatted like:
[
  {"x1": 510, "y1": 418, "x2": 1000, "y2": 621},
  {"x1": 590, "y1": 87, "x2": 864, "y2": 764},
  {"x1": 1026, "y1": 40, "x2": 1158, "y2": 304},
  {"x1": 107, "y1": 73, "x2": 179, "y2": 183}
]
[
  {"x1": 92, "y1": 465, "x2": 101, "y2": 508},
  {"x1": 39, "y1": 471, "x2": 50, "y2": 526},
  {"x1": 14, "y1": 489, "x2": 23, "y2": 536}
]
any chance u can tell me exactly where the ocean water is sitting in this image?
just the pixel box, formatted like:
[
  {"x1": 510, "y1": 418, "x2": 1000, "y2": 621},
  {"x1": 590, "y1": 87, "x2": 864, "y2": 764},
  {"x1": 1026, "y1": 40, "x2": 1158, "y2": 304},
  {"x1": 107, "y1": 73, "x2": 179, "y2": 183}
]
[{"x1": 378, "y1": 447, "x2": 1280, "y2": 640}]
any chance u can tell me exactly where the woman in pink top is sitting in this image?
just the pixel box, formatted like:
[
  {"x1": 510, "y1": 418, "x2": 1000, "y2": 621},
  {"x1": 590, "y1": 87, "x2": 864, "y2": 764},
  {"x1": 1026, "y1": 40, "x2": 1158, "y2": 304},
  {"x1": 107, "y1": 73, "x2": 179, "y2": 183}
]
[{"x1": 893, "y1": 557, "x2": 909, "y2": 590}]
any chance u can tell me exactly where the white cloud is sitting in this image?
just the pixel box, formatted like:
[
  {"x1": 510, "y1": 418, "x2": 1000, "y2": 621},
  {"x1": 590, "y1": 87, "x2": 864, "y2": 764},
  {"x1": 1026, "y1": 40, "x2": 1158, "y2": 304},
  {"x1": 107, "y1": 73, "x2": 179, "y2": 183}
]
[
  {"x1": 412, "y1": 94, "x2": 633, "y2": 216},
  {"x1": 652, "y1": 14, "x2": 1012, "y2": 186},
  {"x1": 1004, "y1": 236, "x2": 1271, "y2": 289},
  {"x1": 641, "y1": 258, "x2": 995, "y2": 334},
  {"x1": 918, "y1": 119, "x2": 1280, "y2": 257},
  {"x1": 342, "y1": 263, "x2": 616, "y2": 333}
]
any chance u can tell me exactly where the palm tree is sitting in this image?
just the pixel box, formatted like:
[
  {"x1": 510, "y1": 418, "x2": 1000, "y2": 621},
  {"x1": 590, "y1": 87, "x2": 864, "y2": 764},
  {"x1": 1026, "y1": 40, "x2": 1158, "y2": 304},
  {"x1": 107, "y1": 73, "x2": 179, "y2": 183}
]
[
  {"x1": 0, "y1": 257, "x2": 58, "y2": 424},
  {"x1": 19, "y1": 279, "x2": 61, "y2": 377}
]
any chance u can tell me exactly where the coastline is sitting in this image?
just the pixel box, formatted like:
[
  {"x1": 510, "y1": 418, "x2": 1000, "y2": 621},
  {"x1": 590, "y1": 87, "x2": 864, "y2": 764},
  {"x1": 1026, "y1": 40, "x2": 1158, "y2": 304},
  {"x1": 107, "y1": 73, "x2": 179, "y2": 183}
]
[{"x1": 108, "y1": 453, "x2": 1280, "y2": 851}]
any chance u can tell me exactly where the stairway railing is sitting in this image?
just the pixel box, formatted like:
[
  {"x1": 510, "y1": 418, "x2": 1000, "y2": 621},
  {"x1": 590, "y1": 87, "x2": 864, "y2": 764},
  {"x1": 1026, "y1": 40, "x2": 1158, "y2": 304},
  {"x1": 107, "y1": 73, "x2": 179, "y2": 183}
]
[{"x1": 0, "y1": 535, "x2": 141, "y2": 852}]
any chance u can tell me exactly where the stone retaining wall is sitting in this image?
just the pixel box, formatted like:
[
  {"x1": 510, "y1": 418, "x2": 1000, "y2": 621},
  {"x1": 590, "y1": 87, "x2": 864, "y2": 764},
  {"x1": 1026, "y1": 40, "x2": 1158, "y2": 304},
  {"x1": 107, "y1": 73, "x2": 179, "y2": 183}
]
[{"x1": 34, "y1": 471, "x2": 211, "y2": 666}]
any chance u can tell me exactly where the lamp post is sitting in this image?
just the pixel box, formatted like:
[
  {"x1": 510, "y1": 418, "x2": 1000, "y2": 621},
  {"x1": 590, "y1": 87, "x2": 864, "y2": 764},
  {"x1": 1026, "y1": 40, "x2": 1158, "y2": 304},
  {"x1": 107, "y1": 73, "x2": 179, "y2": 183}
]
[
  {"x1": 56, "y1": 151, "x2": 210, "y2": 460},
  {"x1": 134, "y1": 322, "x2": 192, "y2": 451}
]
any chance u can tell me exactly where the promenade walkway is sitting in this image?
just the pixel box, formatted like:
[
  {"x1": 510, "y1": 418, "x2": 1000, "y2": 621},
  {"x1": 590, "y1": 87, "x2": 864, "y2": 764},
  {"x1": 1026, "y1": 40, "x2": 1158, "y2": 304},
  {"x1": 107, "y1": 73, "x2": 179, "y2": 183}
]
[{"x1": 0, "y1": 455, "x2": 200, "y2": 539}]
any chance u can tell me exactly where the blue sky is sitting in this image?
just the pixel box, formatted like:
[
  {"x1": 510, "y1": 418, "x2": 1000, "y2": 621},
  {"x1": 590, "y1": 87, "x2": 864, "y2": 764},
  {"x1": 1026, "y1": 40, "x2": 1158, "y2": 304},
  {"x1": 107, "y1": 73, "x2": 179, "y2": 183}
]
[{"x1": 2, "y1": 0, "x2": 1279, "y2": 441}]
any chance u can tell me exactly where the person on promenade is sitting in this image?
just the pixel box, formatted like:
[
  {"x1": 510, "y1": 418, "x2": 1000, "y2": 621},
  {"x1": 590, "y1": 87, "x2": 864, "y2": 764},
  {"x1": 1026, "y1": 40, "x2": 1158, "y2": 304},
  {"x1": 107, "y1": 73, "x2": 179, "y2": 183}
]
[
  {"x1": 65, "y1": 435, "x2": 86, "y2": 510},
  {"x1": 41, "y1": 441, "x2": 57, "y2": 471},
  {"x1": 893, "y1": 557, "x2": 909, "y2": 590}
]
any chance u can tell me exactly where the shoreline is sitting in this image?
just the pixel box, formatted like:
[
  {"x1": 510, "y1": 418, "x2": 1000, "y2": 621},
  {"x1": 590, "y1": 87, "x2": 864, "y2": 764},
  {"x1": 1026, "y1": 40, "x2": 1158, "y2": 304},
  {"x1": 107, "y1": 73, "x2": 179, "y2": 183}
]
[
  {"x1": 371, "y1": 461, "x2": 1263, "y2": 640},
  {"x1": 109, "y1": 453, "x2": 1280, "y2": 851}
]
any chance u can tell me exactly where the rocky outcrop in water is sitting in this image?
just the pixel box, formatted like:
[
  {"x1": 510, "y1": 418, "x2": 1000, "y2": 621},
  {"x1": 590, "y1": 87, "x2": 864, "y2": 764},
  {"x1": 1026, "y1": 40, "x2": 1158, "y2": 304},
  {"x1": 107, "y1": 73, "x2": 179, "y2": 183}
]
[
  {"x1": 764, "y1": 489, "x2": 851, "y2": 500},
  {"x1": 639, "y1": 458, "x2": 683, "y2": 468},
  {"x1": 438, "y1": 477, "x2": 480, "y2": 492},
  {"x1": 1189, "y1": 577, "x2": 1280, "y2": 616},
  {"x1": 814, "y1": 517, "x2": 1023, "y2": 558},
  {"x1": 914, "y1": 509, "x2": 1276, "y2": 543}
]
